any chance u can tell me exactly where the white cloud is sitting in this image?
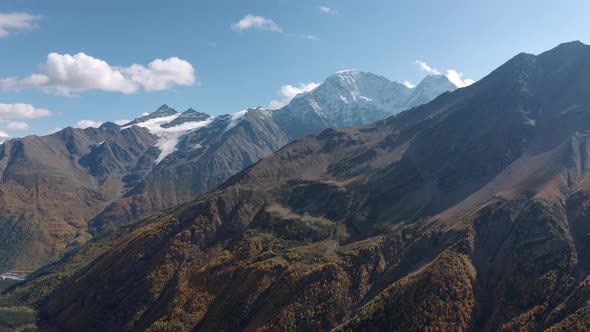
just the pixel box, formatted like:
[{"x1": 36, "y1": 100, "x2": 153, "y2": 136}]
[
  {"x1": 231, "y1": 15, "x2": 282, "y2": 32},
  {"x1": 74, "y1": 120, "x2": 103, "y2": 129},
  {"x1": 415, "y1": 60, "x2": 441, "y2": 75},
  {"x1": 268, "y1": 100, "x2": 285, "y2": 110},
  {"x1": 0, "y1": 52, "x2": 196, "y2": 96},
  {"x1": 122, "y1": 57, "x2": 196, "y2": 92},
  {"x1": 0, "y1": 12, "x2": 41, "y2": 37},
  {"x1": 298, "y1": 34, "x2": 320, "y2": 41},
  {"x1": 445, "y1": 69, "x2": 475, "y2": 88},
  {"x1": 414, "y1": 60, "x2": 475, "y2": 88},
  {"x1": 269, "y1": 82, "x2": 320, "y2": 109},
  {"x1": 0, "y1": 131, "x2": 9, "y2": 138},
  {"x1": 114, "y1": 119, "x2": 130, "y2": 126},
  {"x1": 231, "y1": 14, "x2": 318, "y2": 42},
  {"x1": 0, "y1": 103, "x2": 52, "y2": 118},
  {"x1": 6, "y1": 121, "x2": 29, "y2": 130},
  {"x1": 320, "y1": 7, "x2": 338, "y2": 14},
  {"x1": 2, "y1": 52, "x2": 137, "y2": 95},
  {"x1": 403, "y1": 81, "x2": 416, "y2": 89},
  {"x1": 47, "y1": 127, "x2": 62, "y2": 134}
]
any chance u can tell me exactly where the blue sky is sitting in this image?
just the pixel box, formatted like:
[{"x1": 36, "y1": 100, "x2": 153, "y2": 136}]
[{"x1": 0, "y1": 0, "x2": 589, "y2": 137}]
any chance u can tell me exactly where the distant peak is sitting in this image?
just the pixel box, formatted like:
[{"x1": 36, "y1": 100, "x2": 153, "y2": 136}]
[
  {"x1": 333, "y1": 69, "x2": 366, "y2": 78},
  {"x1": 421, "y1": 74, "x2": 448, "y2": 82},
  {"x1": 533, "y1": 41, "x2": 590, "y2": 63},
  {"x1": 556, "y1": 40, "x2": 586, "y2": 48},
  {"x1": 124, "y1": 104, "x2": 179, "y2": 126},
  {"x1": 326, "y1": 70, "x2": 368, "y2": 82},
  {"x1": 324, "y1": 70, "x2": 377, "y2": 84},
  {"x1": 180, "y1": 108, "x2": 205, "y2": 116},
  {"x1": 415, "y1": 74, "x2": 455, "y2": 88},
  {"x1": 154, "y1": 104, "x2": 177, "y2": 115},
  {"x1": 336, "y1": 69, "x2": 359, "y2": 74},
  {"x1": 99, "y1": 121, "x2": 119, "y2": 129},
  {"x1": 543, "y1": 40, "x2": 589, "y2": 55},
  {"x1": 243, "y1": 106, "x2": 266, "y2": 112},
  {"x1": 178, "y1": 109, "x2": 210, "y2": 119},
  {"x1": 160, "y1": 108, "x2": 211, "y2": 128}
]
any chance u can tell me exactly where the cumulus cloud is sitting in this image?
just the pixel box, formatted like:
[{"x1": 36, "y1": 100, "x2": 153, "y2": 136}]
[
  {"x1": 0, "y1": 12, "x2": 41, "y2": 37},
  {"x1": 0, "y1": 103, "x2": 52, "y2": 118},
  {"x1": 320, "y1": 6, "x2": 338, "y2": 14},
  {"x1": 122, "y1": 57, "x2": 196, "y2": 92},
  {"x1": 414, "y1": 60, "x2": 475, "y2": 88},
  {"x1": 0, "y1": 52, "x2": 196, "y2": 96},
  {"x1": 6, "y1": 121, "x2": 29, "y2": 130},
  {"x1": 403, "y1": 81, "x2": 416, "y2": 89},
  {"x1": 445, "y1": 69, "x2": 476, "y2": 88},
  {"x1": 415, "y1": 60, "x2": 441, "y2": 75},
  {"x1": 74, "y1": 120, "x2": 103, "y2": 129},
  {"x1": 0, "y1": 130, "x2": 9, "y2": 138},
  {"x1": 268, "y1": 82, "x2": 320, "y2": 109},
  {"x1": 0, "y1": 53, "x2": 137, "y2": 95},
  {"x1": 231, "y1": 15, "x2": 282, "y2": 32}
]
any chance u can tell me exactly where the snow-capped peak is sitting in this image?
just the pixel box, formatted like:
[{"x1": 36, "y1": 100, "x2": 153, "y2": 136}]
[
  {"x1": 403, "y1": 75, "x2": 457, "y2": 107},
  {"x1": 335, "y1": 69, "x2": 359, "y2": 74},
  {"x1": 124, "y1": 104, "x2": 179, "y2": 126},
  {"x1": 276, "y1": 71, "x2": 457, "y2": 128},
  {"x1": 122, "y1": 106, "x2": 214, "y2": 163}
]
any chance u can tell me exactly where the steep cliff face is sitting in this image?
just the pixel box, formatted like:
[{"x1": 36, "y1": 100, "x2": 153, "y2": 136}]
[{"x1": 34, "y1": 42, "x2": 590, "y2": 331}]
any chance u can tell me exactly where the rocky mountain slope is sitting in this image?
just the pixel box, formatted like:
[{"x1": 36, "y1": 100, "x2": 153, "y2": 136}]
[
  {"x1": 0, "y1": 125, "x2": 158, "y2": 271},
  {"x1": 87, "y1": 73, "x2": 456, "y2": 232},
  {"x1": 0, "y1": 72, "x2": 454, "y2": 271},
  {"x1": 29, "y1": 41, "x2": 590, "y2": 331}
]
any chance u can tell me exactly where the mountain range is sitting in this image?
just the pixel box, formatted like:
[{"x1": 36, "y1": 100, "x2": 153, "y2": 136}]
[
  {"x1": 3, "y1": 41, "x2": 590, "y2": 331},
  {"x1": 0, "y1": 71, "x2": 457, "y2": 272}
]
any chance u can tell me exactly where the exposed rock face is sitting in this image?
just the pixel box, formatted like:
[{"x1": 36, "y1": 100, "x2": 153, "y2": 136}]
[
  {"x1": 124, "y1": 104, "x2": 178, "y2": 126},
  {"x1": 161, "y1": 108, "x2": 210, "y2": 128},
  {"x1": 32, "y1": 41, "x2": 590, "y2": 331}
]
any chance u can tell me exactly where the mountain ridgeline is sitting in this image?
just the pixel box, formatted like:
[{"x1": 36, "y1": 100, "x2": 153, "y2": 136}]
[
  {"x1": 0, "y1": 71, "x2": 455, "y2": 272},
  {"x1": 20, "y1": 41, "x2": 590, "y2": 331}
]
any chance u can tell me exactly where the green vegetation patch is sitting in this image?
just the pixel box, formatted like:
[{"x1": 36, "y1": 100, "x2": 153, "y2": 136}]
[{"x1": 0, "y1": 306, "x2": 36, "y2": 331}]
